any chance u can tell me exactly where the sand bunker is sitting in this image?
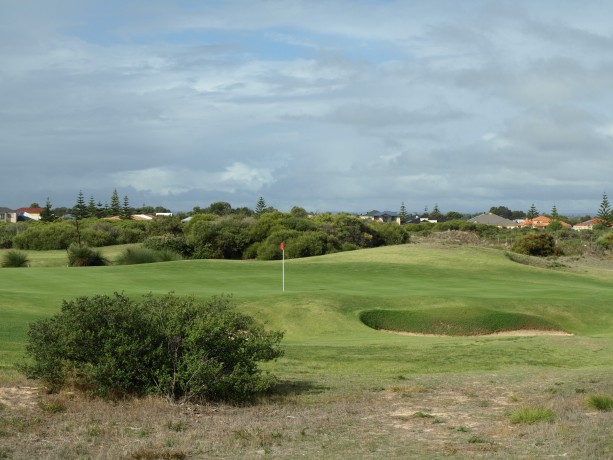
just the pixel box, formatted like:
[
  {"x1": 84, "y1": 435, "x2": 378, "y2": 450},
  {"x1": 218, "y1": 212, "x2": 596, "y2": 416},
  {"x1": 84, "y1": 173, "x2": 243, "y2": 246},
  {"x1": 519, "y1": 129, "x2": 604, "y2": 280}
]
[{"x1": 380, "y1": 329, "x2": 573, "y2": 337}]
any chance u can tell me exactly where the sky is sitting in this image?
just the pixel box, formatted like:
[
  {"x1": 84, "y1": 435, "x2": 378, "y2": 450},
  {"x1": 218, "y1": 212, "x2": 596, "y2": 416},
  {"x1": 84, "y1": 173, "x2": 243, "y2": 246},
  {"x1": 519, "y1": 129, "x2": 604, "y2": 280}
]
[{"x1": 1, "y1": 1, "x2": 612, "y2": 215}]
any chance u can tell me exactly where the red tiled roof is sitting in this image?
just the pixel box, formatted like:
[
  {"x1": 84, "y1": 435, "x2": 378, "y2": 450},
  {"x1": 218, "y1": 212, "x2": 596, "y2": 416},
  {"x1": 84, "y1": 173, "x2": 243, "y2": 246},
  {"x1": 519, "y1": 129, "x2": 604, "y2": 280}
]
[{"x1": 15, "y1": 207, "x2": 44, "y2": 214}]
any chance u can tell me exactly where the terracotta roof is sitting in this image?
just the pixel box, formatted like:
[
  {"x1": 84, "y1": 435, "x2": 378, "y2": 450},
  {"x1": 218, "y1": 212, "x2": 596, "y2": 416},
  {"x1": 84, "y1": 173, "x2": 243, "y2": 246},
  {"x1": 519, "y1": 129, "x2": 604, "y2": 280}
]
[
  {"x1": 15, "y1": 207, "x2": 44, "y2": 214},
  {"x1": 520, "y1": 215, "x2": 570, "y2": 228}
]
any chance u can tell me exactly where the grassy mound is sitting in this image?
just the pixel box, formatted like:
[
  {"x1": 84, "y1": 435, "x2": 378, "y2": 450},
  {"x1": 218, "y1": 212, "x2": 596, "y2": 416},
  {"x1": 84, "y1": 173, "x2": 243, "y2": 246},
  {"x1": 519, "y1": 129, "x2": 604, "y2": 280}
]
[{"x1": 360, "y1": 307, "x2": 562, "y2": 336}]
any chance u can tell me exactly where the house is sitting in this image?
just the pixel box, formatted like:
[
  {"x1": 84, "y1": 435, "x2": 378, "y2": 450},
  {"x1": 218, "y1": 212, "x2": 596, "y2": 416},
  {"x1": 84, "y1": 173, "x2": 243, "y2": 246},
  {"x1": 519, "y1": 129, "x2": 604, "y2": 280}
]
[
  {"x1": 358, "y1": 211, "x2": 402, "y2": 224},
  {"x1": 0, "y1": 207, "x2": 17, "y2": 223},
  {"x1": 407, "y1": 215, "x2": 438, "y2": 224},
  {"x1": 15, "y1": 207, "x2": 44, "y2": 221},
  {"x1": 468, "y1": 213, "x2": 518, "y2": 228},
  {"x1": 104, "y1": 214, "x2": 156, "y2": 221},
  {"x1": 518, "y1": 215, "x2": 571, "y2": 229},
  {"x1": 573, "y1": 218, "x2": 606, "y2": 231}
]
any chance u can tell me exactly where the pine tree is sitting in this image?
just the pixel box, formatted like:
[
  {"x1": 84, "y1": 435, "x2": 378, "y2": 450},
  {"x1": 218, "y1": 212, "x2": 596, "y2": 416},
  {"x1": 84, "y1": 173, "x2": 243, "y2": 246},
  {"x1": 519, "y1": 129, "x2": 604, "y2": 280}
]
[
  {"x1": 255, "y1": 197, "x2": 267, "y2": 216},
  {"x1": 430, "y1": 204, "x2": 442, "y2": 221},
  {"x1": 550, "y1": 205, "x2": 559, "y2": 221},
  {"x1": 110, "y1": 189, "x2": 121, "y2": 216},
  {"x1": 121, "y1": 195, "x2": 132, "y2": 220},
  {"x1": 96, "y1": 201, "x2": 105, "y2": 218},
  {"x1": 399, "y1": 202, "x2": 408, "y2": 224},
  {"x1": 87, "y1": 195, "x2": 97, "y2": 218},
  {"x1": 40, "y1": 197, "x2": 57, "y2": 222},
  {"x1": 596, "y1": 192, "x2": 612, "y2": 226},
  {"x1": 527, "y1": 203, "x2": 538, "y2": 220},
  {"x1": 73, "y1": 191, "x2": 88, "y2": 219}
]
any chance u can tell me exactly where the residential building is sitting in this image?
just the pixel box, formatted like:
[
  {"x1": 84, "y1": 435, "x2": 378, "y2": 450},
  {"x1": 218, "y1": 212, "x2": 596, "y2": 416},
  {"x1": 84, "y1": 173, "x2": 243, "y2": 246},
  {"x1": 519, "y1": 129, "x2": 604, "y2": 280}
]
[
  {"x1": 0, "y1": 207, "x2": 17, "y2": 223},
  {"x1": 468, "y1": 213, "x2": 518, "y2": 228}
]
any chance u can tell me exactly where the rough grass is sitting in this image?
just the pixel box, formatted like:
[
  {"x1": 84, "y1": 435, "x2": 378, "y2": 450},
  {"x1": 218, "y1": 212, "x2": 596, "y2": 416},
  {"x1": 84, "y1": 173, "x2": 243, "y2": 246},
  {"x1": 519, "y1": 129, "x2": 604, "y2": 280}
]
[
  {"x1": 587, "y1": 394, "x2": 613, "y2": 411},
  {"x1": 1, "y1": 369, "x2": 612, "y2": 459},
  {"x1": 509, "y1": 406, "x2": 556, "y2": 424},
  {"x1": 1, "y1": 250, "x2": 29, "y2": 268}
]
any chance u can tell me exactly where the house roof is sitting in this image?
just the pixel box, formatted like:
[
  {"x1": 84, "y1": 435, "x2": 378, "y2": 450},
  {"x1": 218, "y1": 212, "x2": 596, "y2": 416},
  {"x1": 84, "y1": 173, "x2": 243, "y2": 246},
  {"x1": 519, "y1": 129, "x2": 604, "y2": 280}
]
[
  {"x1": 468, "y1": 213, "x2": 518, "y2": 227},
  {"x1": 520, "y1": 215, "x2": 571, "y2": 228},
  {"x1": 0, "y1": 207, "x2": 16, "y2": 213},
  {"x1": 15, "y1": 207, "x2": 44, "y2": 214}
]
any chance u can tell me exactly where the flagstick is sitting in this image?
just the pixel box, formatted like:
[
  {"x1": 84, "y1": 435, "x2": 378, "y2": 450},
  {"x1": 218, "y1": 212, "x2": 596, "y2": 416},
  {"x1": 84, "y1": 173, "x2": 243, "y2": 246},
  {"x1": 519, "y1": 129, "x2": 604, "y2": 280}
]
[{"x1": 282, "y1": 247, "x2": 285, "y2": 292}]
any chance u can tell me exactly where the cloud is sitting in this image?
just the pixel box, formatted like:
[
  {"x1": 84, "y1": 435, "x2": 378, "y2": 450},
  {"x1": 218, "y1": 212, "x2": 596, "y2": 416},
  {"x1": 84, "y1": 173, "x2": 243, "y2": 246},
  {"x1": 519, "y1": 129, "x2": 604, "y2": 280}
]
[
  {"x1": 112, "y1": 162, "x2": 273, "y2": 196},
  {"x1": 1, "y1": 1, "x2": 613, "y2": 214}
]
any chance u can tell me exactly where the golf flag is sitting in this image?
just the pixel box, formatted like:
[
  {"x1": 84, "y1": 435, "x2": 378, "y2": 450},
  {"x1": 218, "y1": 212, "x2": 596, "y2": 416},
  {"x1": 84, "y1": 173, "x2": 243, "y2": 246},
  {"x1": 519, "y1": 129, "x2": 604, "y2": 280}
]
[{"x1": 280, "y1": 242, "x2": 285, "y2": 292}]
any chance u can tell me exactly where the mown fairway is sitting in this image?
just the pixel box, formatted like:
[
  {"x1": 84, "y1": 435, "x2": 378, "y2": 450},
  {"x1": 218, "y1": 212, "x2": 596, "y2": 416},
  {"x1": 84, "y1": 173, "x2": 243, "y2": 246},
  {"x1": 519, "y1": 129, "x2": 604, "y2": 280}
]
[
  {"x1": 2, "y1": 244, "x2": 612, "y2": 373},
  {"x1": 1, "y1": 243, "x2": 612, "y2": 458}
]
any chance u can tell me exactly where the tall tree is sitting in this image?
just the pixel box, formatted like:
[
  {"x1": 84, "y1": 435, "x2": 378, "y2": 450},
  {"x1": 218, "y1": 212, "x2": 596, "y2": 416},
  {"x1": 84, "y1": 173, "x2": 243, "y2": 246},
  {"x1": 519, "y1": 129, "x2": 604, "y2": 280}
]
[
  {"x1": 73, "y1": 191, "x2": 88, "y2": 219},
  {"x1": 399, "y1": 202, "x2": 408, "y2": 224},
  {"x1": 110, "y1": 189, "x2": 121, "y2": 216},
  {"x1": 429, "y1": 204, "x2": 442, "y2": 221},
  {"x1": 255, "y1": 197, "x2": 267, "y2": 216},
  {"x1": 87, "y1": 195, "x2": 97, "y2": 218},
  {"x1": 550, "y1": 205, "x2": 559, "y2": 221},
  {"x1": 40, "y1": 197, "x2": 57, "y2": 222},
  {"x1": 527, "y1": 203, "x2": 538, "y2": 220},
  {"x1": 121, "y1": 195, "x2": 132, "y2": 220},
  {"x1": 596, "y1": 192, "x2": 612, "y2": 225},
  {"x1": 489, "y1": 206, "x2": 512, "y2": 219}
]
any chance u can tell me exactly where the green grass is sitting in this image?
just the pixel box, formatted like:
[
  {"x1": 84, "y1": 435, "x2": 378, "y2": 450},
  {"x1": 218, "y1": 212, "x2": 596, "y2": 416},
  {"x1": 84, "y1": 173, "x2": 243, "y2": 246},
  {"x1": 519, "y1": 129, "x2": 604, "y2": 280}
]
[
  {"x1": 1, "y1": 244, "x2": 613, "y2": 380},
  {"x1": 509, "y1": 406, "x2": 556, "y2": 424},
  {"x1": 586, "y1": 394, "x2": 613, "y2": 411}
]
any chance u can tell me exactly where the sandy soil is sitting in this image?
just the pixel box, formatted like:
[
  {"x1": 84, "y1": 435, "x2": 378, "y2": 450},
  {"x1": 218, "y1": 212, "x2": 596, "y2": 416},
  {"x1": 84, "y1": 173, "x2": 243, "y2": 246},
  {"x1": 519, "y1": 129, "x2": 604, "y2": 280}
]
[{"x1": 380, "y1": 329, "x2": 574, "y2": 337}]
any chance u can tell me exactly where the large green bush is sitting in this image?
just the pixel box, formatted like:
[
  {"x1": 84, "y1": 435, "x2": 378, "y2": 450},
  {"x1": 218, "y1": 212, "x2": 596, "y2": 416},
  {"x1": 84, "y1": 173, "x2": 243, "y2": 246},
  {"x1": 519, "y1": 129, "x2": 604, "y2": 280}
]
[
  {"x1": 142, "y1": 233, "x2": 193, "y2": 257},
  {"x1": 20, "y1": 293, "x2": 284, "y2": 402},
  {"x1": 13, "y1": 221, "x2": 77, "y2": 250},
  {"x1": 512, "y1": 233, "x2": 561, "y2": 257}
]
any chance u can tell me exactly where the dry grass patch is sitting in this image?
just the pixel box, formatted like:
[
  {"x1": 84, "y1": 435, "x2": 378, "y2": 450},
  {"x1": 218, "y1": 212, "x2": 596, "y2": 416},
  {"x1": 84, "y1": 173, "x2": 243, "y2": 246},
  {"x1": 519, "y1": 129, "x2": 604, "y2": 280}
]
[{"x1": 0, "y1": 370, "x2": 612, "y2": 458}]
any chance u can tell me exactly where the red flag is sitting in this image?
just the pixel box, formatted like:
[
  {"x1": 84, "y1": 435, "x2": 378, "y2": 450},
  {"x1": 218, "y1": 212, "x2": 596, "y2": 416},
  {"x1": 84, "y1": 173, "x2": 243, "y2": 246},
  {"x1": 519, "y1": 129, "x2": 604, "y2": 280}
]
[{"x1": 280, "y1": 241, "x2": 285, "y2": 251}]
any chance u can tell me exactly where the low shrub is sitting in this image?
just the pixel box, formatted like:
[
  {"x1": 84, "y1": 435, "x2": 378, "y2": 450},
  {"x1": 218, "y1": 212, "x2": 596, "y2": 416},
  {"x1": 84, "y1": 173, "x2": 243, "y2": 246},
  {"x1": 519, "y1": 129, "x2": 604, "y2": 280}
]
[
  {"x1": 67, "y1": 244, "x2": 109, "y2": 267},
  {"x1": 595, "y1": 233, "x2": 613, "y2": 251},
  {"x1": 142, "y1": 234, "x2": 193, "y2": 257},
  {"x1": 115, "y1": 247, "x2": 180, "y2": 265},
  {"x1": 1, "y1": 250, "x2": 29, "y2": 267},
  {"x1": 19, "y1": 293, "x2": 284, "y2": 402},
  {"x1": 587, "y1": 394, "x2": 613, "y2": 411},
  {"x1": 509, "y1": 407, "x2": 556, "y2": 424}
]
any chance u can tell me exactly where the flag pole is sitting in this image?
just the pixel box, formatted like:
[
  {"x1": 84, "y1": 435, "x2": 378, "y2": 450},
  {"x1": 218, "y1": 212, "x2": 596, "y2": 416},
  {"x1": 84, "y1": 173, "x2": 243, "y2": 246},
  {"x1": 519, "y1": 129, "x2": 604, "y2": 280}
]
[{"x1": 280, "y1": 241, "x2": 285, "y2": 292}]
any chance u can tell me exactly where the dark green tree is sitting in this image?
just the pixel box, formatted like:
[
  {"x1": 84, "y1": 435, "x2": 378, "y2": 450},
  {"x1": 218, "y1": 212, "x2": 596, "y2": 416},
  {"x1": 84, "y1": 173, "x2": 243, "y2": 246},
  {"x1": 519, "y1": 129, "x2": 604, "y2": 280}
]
[
  {"x1": 121, "y1": 195, "x2": 132, "y2": 220},
  {"x1": 255, "y1": 197, "x2": 267, "y2": 216},
  {"x1": 205, "y1": 201, "x2": 233, "y2": 216},
  {"x1": 550, "y1": 205, "x2": 559, "y2": 221},
  {"x1": 399, "y1": 202, "x2": 408, "y2": 224},
  {"x1": 429, "y1": 204, "x2": 443, "y2": 222},
  {"x1": 87, "y1": 195, "x2": 97, "y2": 218},
  {"x1": 596, "y1": 192, "x2": 612, "y2": 226},
  {"x1": 73, "y1": 191, "x2": 88, "y2": 220},
  {"x1": 445, "y1": 211, "x2": 463, "y2": 221},
  {"x1": 489, "y1": 206, "x2": 512, "y2": 220},
  {"x1": 527, "y1": 203, "x2": 539, "y2": 220},
  {"x1": 110, "y1": 189, "x2": 121, "y2": 216},
  {"x1": 40, "y1": 197, "x2": 57, "y2": 222}
]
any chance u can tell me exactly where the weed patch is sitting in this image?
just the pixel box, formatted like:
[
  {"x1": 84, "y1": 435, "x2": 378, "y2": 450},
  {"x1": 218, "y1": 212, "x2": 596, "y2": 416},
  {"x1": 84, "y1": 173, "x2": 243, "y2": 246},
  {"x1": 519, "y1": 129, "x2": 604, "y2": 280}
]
[
  {"x1": 587, "y1": 394, "x2": 613, "y2": 411},
  {"x1": 509, "y1": 407, "x2": 556, "y2": 424}
]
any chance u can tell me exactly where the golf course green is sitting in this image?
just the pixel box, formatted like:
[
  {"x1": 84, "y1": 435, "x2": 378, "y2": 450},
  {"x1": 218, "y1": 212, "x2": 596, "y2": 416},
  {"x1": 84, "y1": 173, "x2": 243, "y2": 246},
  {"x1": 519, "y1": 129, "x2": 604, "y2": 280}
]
[{"x1": 1, "y1": 243, "x2": 612, "y2": 379}]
